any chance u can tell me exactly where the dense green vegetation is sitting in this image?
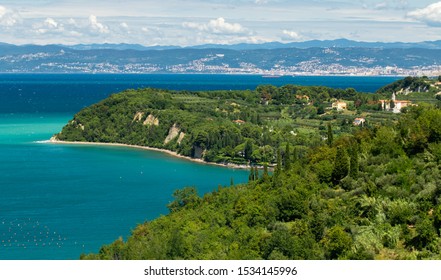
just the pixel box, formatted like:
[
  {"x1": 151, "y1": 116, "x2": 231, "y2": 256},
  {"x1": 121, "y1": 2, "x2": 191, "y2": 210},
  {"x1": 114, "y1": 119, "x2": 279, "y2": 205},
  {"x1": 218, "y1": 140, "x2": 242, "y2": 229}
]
[
  {"x1": 55, "y1": 77, "x2": 441, "y2": 260},
  {"x1": 377, "y1": 76, "x2": 441, "y2": 97},
  {"x1": 81, "y1": 103, "x2": 441, "y2": 260},
  {"x1": 55, "y1": 82, "x2": 411, "y2": 166}
]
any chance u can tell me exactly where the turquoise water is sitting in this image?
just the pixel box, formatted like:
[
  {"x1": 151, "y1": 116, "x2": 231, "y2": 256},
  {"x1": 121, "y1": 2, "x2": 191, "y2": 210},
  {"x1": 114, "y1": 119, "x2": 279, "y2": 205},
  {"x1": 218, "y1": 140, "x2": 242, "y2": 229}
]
[
  {"x1": 0, "y1": 74, "x2": 398, "y2": 259},
  {"x1": 0, "y1": 113, "x2": 249, "y2": 259}
]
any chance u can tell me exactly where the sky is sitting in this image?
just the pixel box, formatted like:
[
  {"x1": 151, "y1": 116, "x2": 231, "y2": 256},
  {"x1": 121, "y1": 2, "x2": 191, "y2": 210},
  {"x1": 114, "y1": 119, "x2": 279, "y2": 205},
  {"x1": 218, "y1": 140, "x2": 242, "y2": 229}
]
[{"x1": 0, "y1": 0, "x2": 441, "y2": 46}]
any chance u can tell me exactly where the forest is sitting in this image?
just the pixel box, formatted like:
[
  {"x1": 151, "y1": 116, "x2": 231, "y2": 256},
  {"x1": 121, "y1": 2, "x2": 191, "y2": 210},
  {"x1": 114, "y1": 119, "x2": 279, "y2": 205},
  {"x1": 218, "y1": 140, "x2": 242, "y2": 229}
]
[
  {"x1": 55, "y1": 77, "x2": 441, "y2": 259},
  {"x1": 55, "y1": 77, "x2": 437, "y2": 166}
]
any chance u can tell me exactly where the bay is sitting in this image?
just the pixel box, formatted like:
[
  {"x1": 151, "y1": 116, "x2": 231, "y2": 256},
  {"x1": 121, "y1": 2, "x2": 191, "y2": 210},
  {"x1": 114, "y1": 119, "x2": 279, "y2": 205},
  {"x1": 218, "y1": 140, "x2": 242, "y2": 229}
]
[{"x1": 0, "y1": 74, "x2": 398, "y2": 260}]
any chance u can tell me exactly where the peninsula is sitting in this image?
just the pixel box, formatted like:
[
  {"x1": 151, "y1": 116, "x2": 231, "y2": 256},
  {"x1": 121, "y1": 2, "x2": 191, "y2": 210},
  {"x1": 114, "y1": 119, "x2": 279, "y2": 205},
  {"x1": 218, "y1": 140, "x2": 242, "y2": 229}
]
[{"x1": 54, "y1": 77, "x2": 441, "y2": 260}]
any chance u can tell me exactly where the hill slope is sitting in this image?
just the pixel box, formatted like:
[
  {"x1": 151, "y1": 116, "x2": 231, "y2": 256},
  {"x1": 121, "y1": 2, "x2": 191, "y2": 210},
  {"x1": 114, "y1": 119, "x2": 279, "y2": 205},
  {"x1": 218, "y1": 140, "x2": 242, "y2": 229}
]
[
  {"x1": 53, "y1": 85, "x2": 365, "y2": 166},
  {"x1": 55, "y1": 80, "x2": 441, "y2": 260},
  {"x1": 81, "y1": 103, "x2": 441, "y2": 260}
]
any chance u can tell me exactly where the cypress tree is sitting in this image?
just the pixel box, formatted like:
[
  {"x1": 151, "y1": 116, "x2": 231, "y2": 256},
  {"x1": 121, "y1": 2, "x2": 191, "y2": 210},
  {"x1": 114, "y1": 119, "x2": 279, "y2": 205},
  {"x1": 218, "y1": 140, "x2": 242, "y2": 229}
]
[
  {"x1": 248, "y1": 167, "x2": 254, "y2": 182},
  {"x1": 263, "y1": 163, "x2": 269, "y2": 181},
  {"x1": 332, "y1": 146, "x2": 349, "y2": 185},
  {"x1": 254, "y1": 166, "x2": 259, "y2": 181},
  {"x1": 390, "y1": 99, "x2": 395, "y2": 110},
  {"x1": 244, "y1": 140, "x2": 253, "y2": 161},
  {"x1": 327, "y1": 123, "x2": 334, "y2": 146},
  {"x1": 274, "y1": 148, "x2": 282, "y2": 178},
  {"x1": 284, "y1": 142, "x2": 291, "y2": 170}
]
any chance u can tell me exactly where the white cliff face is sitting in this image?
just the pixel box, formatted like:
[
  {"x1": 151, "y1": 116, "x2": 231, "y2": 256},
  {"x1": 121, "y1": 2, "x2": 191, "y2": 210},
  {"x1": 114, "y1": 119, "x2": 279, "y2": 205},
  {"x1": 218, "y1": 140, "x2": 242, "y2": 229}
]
[
  {"x1": 177, "y1": 132, "x2": 185, "y2": 145},
  {"x1": 143, "y1": 114, "x2": 159, "y2": 126},
  {"x1": 132, "y1": 112, "x2": 144, "y2": 122},
  {"x1": 164, "y1": 123, "x2": 181, "y2": 144}
]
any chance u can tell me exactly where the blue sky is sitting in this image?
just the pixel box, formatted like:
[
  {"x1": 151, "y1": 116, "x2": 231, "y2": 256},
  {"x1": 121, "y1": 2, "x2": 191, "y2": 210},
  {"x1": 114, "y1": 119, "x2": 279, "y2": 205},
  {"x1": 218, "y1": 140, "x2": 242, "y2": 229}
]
[{"x1": 0, "y1": 0, "x2": 441, "y2": 45}]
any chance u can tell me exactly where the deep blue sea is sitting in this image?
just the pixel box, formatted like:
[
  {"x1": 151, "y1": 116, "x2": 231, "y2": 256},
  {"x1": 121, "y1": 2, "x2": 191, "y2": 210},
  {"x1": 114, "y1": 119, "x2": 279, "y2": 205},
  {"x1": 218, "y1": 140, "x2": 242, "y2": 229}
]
[{"x1": 0, "y1": 74, "x2": 399, "y2": 259}]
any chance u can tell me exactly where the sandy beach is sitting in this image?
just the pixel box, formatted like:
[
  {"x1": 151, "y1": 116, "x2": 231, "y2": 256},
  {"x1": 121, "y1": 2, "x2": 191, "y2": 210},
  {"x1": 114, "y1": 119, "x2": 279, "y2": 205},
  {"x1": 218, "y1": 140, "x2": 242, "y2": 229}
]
[{"x1": 48, "y1": 138, "x2": 252, "y2": 170}]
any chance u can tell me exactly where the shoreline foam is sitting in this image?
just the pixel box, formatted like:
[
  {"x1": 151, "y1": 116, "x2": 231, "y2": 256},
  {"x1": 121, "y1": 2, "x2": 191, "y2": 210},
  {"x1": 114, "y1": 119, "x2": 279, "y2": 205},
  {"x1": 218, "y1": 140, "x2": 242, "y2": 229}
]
[{"x1": 48, "y1": 138, "x2": 251, "y2": 170}]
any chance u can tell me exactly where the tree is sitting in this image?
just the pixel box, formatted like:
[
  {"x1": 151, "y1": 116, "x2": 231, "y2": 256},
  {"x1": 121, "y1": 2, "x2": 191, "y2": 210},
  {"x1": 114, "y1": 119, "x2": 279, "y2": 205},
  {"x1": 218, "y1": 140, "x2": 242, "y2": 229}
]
[
  {"x1": 349, "y1": 144, "x2": 359, "y2": 179},
  {"x1": 262, "y1": 163, "x2": 269, "y2": 181},
  {"x1": 321, "y1": 226, "x2": 352, "y2": 259},
  {"x1": 249, "y1": 167, "x2": 255, "y2": 182},
  {"x1": 274, "y1": 149, "x2": 282, "y2": 178},
  {"x1": 284, "y1": 142, "x2": 291, "y2": 170},
  {"x1": 332, "y1": 146, "x2": 349, "y2": 185},
  {"x1": 244, "y1": 140, "x2": 253, "y2": 161},
  {"x1": 317, "y1": 105, "x2": 325, "y2": 115},
  {"x1": 407, "y1": 217, "x2": 437, "y2": 250},
  {"x1": 327, "y1": 123, "x2": 333, "y2": 146},
  {"x1": 389, "y1": 99, "x2": 395, "y2": 110},
  {"x1": 167, "y1": 187, "x2": 201, "y2": 213},
  {"x1": 254, "y1": 166, "x2": 259, "y2": 181}
]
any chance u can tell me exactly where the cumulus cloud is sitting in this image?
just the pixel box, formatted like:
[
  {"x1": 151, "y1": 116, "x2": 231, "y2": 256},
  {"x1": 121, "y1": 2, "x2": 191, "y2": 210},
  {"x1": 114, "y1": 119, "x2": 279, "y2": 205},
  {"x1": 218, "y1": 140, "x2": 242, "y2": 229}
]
[
  {"x1": 67, "y1": 18, "x2": 78, "y2": 26},
  {"x1": 89, "y1": 14, "x2": 109, "y2": 33},
  {"x1": 183, "y1": 17, "x2": 247, "y2": 34},
  {"x1": 0, "y1": 5, "x2": 21, "y2": 27},
  {"x1": 44, "y1": 18, "x2": 59, "y2": 29},
  {"x1": 408, "y1": 2, "x2": 441, "y2": 26},
  {"x1": 281, "y1": 29, "x2": 302, "y2": 41},
  {"x1": 34, "y1": 17, "x2": 65, "y2": 34}
]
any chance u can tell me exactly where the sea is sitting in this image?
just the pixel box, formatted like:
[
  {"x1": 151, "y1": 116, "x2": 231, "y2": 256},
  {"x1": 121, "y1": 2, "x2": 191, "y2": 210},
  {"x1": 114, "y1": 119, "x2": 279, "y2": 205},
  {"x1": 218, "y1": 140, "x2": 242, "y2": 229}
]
[{"x1": 0, "y1": 74, "x2": 400, "y2": 260}]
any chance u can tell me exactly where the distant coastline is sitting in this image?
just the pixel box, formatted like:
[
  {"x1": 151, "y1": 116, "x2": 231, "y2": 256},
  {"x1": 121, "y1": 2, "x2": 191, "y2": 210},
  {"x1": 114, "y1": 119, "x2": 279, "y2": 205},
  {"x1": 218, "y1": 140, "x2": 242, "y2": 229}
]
[{"x1": 48, "y1": 138, "x2": 251, "y2": 170}]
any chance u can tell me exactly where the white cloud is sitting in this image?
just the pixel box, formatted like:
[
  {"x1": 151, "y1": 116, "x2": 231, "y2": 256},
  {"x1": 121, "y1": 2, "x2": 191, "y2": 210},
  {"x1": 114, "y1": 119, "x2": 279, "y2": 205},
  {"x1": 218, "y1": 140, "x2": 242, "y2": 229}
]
[
  {"x1": 68, "y1": 18, "x2": 78, "y2": 26},
  {"x1": 34, "y1": 17, "x2": 64, "y2": 34},
  {"x1": 0, "y1": 5, "x2": 21, "y2": 27},
  {"x1": 407, "y1": 2, "x2": 441, "y2": 26},
  {"x1": 89, "y1": 14, "x2": 109, "y2": 33},
  {"x1": 282, "y1": 29, "x2": 302, "y2": 41},
  {"x1": 44, "y1": 18, "x2": 59, "y2": 29},
  {"x1": 0, "y1": 1, "x2": 440, "y2": 46},
  {"x1": 183, "y1": 17, "x2": 247, "y2": 34}
]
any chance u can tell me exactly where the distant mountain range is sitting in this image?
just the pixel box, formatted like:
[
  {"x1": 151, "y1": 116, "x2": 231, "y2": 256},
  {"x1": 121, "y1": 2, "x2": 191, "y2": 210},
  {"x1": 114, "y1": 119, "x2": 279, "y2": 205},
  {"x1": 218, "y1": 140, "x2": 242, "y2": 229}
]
[
  {"x1": 62, "y1": 39, "x2": 441, "y2": 51},
  {"x1": 1, "y1": 39, "x2": 441, "y2": 75}
]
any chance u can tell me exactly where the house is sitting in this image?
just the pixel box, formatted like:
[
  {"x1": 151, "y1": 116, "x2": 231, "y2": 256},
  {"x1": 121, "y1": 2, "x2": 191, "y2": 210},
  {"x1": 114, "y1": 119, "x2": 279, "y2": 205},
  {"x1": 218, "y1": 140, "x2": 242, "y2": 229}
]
[
  {"x1": 380, "y1": 93, "x2": 412, "y2": 113},
  {"x1": 233, "y1": 119, "x2": 246, "y2": 125},
  {"x1": 353, "y1": 118, "x2": 366, "y2": 126},
  {"x1": 332, "y1": 101, "x2": 347, "y2": 111}
]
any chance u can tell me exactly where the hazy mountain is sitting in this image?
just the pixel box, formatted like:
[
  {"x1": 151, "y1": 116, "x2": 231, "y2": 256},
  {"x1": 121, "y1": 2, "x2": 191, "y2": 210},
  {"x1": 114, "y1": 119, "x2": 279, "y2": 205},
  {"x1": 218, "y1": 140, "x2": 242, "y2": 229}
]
[
  {"x1": 1, "y1": 40, "x2": 441, "y2": 75},
  {"x1": 64, "y1": 43, "x2": 181, "y2": 51},
  {"x1": 188, "y1": 39, "x2": 441, "y2": 50},
  {"x1": 3, "y1": 39, "x2": 441, "y2": 52}
]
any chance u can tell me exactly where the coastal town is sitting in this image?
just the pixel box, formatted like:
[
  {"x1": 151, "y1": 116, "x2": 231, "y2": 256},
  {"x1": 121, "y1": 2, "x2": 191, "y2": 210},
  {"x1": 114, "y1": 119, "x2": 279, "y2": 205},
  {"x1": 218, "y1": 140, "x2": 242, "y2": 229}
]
[
  {"x1": 26, "y1": 57, "x2": 441, "y2": 76},
  {"x1": 1, "y1": 45, "x2": 441, "y2": 76}
]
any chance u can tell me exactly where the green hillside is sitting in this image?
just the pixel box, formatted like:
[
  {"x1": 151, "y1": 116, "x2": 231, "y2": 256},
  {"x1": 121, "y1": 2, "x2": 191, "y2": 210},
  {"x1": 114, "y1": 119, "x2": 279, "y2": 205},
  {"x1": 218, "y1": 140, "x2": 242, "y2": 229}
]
[
  {"x1": 54, "y1": 84, "x2": 396, "y2": 166},
  {"x1": 54, "y1": 79, "x2": 441, "y2": 259},
  {"x1": 80, "y1": 104, "x2": 441, "y2": 260}
]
